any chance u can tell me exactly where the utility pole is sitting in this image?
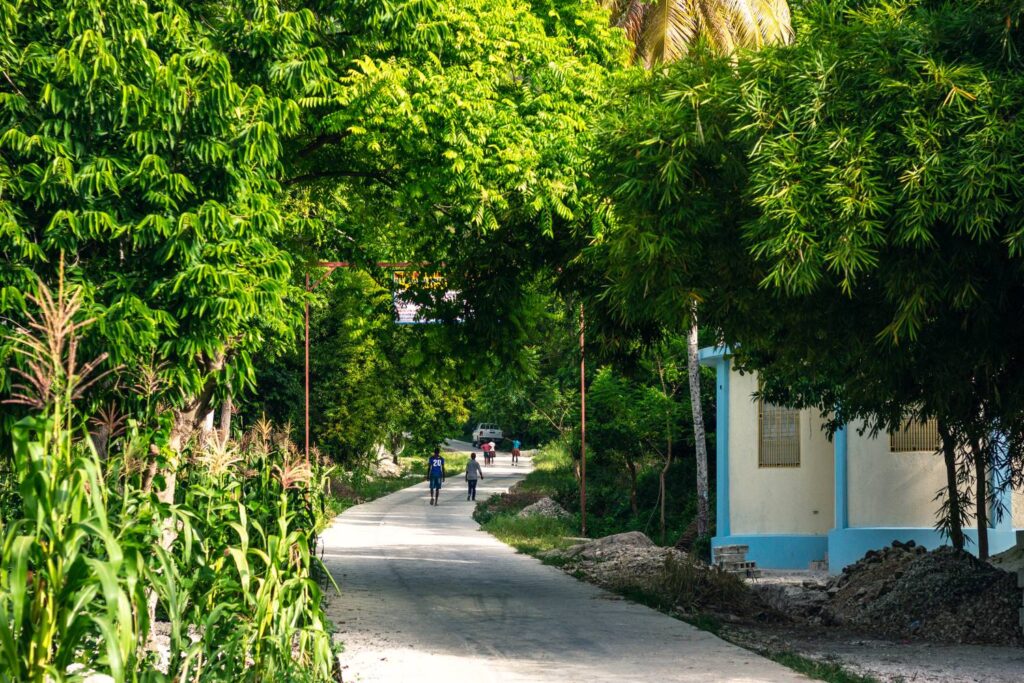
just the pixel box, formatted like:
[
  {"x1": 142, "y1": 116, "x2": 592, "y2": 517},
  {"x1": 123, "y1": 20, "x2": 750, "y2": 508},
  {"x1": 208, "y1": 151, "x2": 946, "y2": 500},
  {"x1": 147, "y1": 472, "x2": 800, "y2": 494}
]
[
  {"x1": 305, "y1": 273, "x2": 311, "y2": 468},
  {"x1": 579, "y1": 303, "x2": 587, "y2": 536}
]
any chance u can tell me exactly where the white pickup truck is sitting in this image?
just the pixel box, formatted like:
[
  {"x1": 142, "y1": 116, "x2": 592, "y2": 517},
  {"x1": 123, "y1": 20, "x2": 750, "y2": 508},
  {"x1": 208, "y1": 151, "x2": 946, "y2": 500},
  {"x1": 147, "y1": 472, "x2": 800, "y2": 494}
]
[{"x1": 471, "y1": 423, "x2": 503, "y2": 447}]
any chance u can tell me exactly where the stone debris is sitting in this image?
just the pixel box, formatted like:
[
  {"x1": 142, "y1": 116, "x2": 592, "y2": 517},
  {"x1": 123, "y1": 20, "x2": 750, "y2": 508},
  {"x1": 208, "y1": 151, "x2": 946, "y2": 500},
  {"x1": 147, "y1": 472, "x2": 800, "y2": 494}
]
[
  {"x1": 517, "y1": 497, "x2": 571, "y2": 520},
  {"x1": 989, "y1": 532, "x2": 1024, "y2": 573},
  {"x1": 824, "y1": 542, "x2": 1023, "y2": 645},
  {"x1": 542, "y1": 532, "x2": 766, "y2": 617},
  {"x1": 372, "y1": 454, "x2": 402, "y2": 478},
  {"x1": 748, "y1": 572, "x2": 831, "y2": 626}
]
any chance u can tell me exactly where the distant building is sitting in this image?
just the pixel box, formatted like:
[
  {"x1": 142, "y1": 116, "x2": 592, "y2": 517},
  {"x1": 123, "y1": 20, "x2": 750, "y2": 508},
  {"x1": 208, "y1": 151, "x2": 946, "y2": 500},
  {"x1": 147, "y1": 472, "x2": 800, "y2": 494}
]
[{"x1": 700, "y1": 346, "x2": 1024, "y2": 573}]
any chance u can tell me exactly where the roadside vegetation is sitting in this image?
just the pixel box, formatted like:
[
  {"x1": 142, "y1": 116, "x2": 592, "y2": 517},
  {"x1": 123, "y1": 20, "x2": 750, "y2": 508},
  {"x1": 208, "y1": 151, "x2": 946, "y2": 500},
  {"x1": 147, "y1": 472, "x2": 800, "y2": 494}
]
[{"x1": 0, "y1": 281, "x2": 337, "y2": 681}]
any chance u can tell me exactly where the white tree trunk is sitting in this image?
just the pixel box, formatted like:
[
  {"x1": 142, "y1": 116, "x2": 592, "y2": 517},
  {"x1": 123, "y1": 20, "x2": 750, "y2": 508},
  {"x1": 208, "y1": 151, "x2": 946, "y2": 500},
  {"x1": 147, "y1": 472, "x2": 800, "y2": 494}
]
[
  {"x1": 219, "y1": 382, "x2": 233, "y2": 447},
  {"x1": 687, "y1": 300, "x2": 710, "y2": 538}
]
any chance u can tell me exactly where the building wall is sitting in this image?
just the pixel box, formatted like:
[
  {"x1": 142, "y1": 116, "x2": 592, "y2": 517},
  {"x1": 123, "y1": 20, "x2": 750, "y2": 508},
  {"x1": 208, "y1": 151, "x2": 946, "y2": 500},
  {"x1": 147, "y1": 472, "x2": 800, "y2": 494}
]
[
  {"x1": 846, "y1": 421, "x2": 948, "y2": 528},
  {"x1": 728, "y1": 370, "x2": 834, "y2": 535},
  {"x1": 1014, "y1": 488, "x2": 1024, "y2": 529}
]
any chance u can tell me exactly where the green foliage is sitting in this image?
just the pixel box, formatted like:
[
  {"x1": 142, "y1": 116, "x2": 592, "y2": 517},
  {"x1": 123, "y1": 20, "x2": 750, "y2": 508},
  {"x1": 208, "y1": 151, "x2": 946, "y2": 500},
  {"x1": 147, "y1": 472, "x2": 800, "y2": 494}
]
[
  {"x1": 0, "y1": 279, "x2": 336, "y2": 681},
  {"x1": 590, "y1": 50, "x2": 758, "y2": 335},
  {"x1": 592, "y1": 0, "x2": 1024, "y2": 540},
  {"x1": 1, "y1": 416, "x2": 152, "y2": 683},
  {"x1": 0, "y1": 0, "x2": 300, "y2": 415}
]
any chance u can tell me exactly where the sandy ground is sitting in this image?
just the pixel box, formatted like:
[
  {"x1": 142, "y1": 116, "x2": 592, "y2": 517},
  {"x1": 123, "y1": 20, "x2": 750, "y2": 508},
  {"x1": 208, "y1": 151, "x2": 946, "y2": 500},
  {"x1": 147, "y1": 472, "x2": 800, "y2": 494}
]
[{"x1": 319, "y1": 450, "x2": 812, "y2": 682}]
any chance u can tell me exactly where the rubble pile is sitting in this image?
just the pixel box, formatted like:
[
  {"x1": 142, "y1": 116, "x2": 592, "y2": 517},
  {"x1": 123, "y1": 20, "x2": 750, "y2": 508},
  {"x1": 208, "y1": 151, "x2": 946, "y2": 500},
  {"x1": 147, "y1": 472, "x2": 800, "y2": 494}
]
[
  {"x1": 517, "y1": 497, "x2": 571, "y2": 520},
  {"x1": 826, "y1": 541, "x2": 1022, "y2": 645},
  {"x1": 542, "y1": 532, "x2": 766, "y2": 616}
]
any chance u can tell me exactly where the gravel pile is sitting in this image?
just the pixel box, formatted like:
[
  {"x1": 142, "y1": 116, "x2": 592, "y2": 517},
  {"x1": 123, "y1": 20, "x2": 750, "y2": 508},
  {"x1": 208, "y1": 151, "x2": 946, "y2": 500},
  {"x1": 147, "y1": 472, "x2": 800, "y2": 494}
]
[
  {"x1": 541, "y1": 532, "x2": 766, "y2": 617},
  {"x1": 826, "y1": 541, "x2": 1023, "y2": 645},
  {"x1": 517, "y1": 497, "x2": 571, "y2": 520},
  {"x1": 542, "y1": 532, "x2": 688, "y2": 588}
]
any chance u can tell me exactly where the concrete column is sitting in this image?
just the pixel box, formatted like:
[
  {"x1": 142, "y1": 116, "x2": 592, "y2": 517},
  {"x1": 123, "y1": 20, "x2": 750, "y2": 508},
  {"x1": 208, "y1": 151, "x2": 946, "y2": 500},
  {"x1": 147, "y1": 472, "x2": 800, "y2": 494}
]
[
  {"x1": 716, "y1": 359, "x2": 731, "y2": 538},
  {"x1": 834, "y1": 424, "x2": 849, "y2": 530}
]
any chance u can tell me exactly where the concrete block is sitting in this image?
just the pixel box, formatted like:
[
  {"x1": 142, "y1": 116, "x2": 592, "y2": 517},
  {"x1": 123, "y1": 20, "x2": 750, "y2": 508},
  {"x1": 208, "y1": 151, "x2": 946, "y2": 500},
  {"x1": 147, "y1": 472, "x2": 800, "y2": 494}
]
[{"x1": 715, "y1": 544, "x2": 749, "y2": 554}]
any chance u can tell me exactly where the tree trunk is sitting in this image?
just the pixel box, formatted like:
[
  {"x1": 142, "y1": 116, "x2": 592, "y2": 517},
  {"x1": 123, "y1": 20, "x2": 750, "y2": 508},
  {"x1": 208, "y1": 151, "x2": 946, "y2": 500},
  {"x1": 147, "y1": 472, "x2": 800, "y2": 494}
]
[
  {"x1": 660, "y1": 434, "x2": 672, "y2": 545},
  {"x1": 219, "y1": 381, "x2": 233, "y2": 447},
  {"x1": 145, "y1": 352, "x2": 225, "y2": 641},
  {"x1": 937, "y1": 419, "x2": 965, "y2": 551},
  {"x1": 687, "y1": 301, "x2": 710, "y2": 538},
  {"x1": 970, "y1": 434, "x2": 989, "y2": 560}
]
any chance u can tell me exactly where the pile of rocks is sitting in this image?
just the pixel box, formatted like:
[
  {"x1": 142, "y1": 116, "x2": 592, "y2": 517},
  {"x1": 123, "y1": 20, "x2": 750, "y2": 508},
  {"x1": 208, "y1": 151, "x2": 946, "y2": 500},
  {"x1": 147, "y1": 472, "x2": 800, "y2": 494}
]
[
  {"x1": 748, "y1": 574, "x2": 832, "y2": 626},
  {"x1": 541, "y1": 532, "x2": 765, "y2": 617},
  {"x1": 372, "y1": 455, "x2": 402, "y2": 478},
  {"x1": 517, "y1": 497, "x2": 571, "y2": 520},
  {"x1": 826, "y1": 541, "x2": 1023, "y2": 645},
  {"x1": 542, "y1": 532, "x2": 688, "y2": 589}
]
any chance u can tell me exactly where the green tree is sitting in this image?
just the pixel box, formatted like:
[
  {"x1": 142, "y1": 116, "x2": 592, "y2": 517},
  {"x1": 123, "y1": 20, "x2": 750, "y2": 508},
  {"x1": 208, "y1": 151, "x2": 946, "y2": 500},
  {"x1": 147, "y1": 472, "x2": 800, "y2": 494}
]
[
  {"x1": 592, "y1": 0, "x2": 791, "y2": 541},
  {"x1": 595, "y1": 0, "x2": 1024, "y2": 555},
  {"x1": 248, "y1": 270, "x2": 470, "y2": 467},
  {"x1": 730, "y1": 0, "x2": 1024, "y2": 556},
  {"x1": 589, "y1": 52, "x2": 753, "y2": 540},
  {"x1": 0, "y1": 0, "x2": 301, "y2": 500}
]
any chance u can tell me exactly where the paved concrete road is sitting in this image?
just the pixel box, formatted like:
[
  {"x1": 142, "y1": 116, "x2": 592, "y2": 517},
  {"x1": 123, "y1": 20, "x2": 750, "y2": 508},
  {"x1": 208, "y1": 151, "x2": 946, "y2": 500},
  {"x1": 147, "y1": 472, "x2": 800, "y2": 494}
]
[{"x1": 321, "y1": 451, "x2": 809, "y2": 682}]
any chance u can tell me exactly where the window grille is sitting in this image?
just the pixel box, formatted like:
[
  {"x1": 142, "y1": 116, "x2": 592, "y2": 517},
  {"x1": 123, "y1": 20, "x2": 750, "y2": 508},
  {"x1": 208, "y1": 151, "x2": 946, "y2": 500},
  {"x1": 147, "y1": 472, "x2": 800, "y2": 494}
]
[
  {"x1": 889, "y1": 417, "x2": 940, "y2": 453},
  {"x1": 758, "y1": 400, "x2": 800, "y2": 467}
]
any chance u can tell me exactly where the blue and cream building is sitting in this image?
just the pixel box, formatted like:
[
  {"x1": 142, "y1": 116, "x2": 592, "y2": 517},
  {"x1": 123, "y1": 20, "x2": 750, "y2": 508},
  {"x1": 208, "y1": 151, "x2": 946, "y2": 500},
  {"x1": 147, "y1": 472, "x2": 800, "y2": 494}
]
[{"x1": 701, "y1": 346, "x2": 1024, "y2": 573}]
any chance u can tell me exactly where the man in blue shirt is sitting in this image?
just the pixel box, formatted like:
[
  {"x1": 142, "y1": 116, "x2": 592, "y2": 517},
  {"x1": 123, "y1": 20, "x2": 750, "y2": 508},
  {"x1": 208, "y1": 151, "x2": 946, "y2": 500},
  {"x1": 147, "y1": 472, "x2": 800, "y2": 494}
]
[{"x1": 428, "y1": 448, "x2": 446, "y2": 505}]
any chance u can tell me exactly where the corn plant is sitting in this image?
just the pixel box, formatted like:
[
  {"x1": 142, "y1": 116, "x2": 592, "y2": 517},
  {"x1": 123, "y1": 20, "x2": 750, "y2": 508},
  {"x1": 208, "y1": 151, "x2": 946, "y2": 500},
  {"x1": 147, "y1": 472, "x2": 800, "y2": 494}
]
[{"x1": 0, "y1": 279, "x2": 155, "y2": 682}]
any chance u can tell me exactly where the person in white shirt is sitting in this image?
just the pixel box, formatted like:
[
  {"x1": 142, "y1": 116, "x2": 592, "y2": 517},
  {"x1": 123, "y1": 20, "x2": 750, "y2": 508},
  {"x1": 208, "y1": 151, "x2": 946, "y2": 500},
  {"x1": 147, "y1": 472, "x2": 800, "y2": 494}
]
[{"x1": 465, "y1": 453, "x2": 484, "y2": 501}]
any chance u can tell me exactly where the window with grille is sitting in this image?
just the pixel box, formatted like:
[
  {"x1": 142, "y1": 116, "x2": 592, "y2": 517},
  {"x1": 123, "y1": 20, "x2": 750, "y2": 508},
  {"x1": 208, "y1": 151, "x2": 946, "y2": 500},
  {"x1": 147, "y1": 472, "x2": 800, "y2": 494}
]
[
  {"x1": 889, "y1": 417, "x2": 940, "y2": 453},
  {"x1": 758, "y1": 400, "x2": 801, "y2": 467}
]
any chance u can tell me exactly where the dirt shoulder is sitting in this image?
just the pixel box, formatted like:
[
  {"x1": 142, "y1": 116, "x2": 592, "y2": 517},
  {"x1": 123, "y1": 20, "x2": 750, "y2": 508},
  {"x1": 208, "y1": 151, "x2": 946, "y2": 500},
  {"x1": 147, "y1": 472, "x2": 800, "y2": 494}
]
[
  {"x1": 528, "y1": 529, "x2": 1024, "y2": 682},
  {"x1": 722, "y1": 623, "x2": 1024, "y2": 683}
]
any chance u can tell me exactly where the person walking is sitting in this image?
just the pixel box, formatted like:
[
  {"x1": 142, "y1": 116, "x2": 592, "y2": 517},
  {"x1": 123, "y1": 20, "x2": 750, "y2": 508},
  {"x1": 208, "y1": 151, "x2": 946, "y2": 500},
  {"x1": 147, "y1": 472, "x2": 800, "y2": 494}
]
[
  {"x1": 481, "y1": 440, "x2": 492, "y2": 465},
  {"x1": 511, "y1": 438, "x2": 521, "y2": 466},
  {"x1": 465, "y1": 453, "x2": 483, "y2": 501},
  {"x1": 488, "y1": 440, "x2": 497, "y2": 465},
  {"x1": 427, "y1": 448, "x2": 446, "y2": 505}
]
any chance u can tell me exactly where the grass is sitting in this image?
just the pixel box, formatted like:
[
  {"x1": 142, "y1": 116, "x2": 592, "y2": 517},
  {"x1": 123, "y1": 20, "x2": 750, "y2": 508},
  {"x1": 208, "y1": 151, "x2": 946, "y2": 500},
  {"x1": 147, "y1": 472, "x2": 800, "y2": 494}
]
[
  {"x1": 482, "y1": 514, "x2": 577, "y2": 556},
  {"x1": 767, "y1": 652, "x2": 882, "y2": 683},
  {"x1": 514, "y1": 442, "x2": 574, "y2": 494}
]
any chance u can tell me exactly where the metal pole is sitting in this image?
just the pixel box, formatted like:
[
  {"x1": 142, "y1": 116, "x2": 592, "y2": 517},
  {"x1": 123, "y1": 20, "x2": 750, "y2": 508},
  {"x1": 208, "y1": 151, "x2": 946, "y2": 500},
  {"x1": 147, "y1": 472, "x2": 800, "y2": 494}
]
[
  {"x1": 579, "y1": 303, "x2": 587, "y2": 536},
  {"x1": 305, "y1": 272, "x2": 311, "y2": 469}
]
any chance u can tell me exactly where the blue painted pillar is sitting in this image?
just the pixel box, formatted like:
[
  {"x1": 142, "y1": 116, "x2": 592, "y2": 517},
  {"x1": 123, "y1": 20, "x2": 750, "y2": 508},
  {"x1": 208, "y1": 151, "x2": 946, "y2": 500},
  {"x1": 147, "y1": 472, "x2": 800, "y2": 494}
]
[
  {"x1": 716, "y1": 359, "x2": 731, "y2": 537},
  {"x1": 834, "y1": 424, "x2": 848, "y2": 530}
]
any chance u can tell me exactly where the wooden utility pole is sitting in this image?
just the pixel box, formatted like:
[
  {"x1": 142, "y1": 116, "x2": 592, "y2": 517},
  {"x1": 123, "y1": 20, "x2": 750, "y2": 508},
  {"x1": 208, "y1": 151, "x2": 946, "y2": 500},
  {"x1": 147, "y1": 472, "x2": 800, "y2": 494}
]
[{"x1": 579, "y1": 303, "x2": 587, "y2": 536}]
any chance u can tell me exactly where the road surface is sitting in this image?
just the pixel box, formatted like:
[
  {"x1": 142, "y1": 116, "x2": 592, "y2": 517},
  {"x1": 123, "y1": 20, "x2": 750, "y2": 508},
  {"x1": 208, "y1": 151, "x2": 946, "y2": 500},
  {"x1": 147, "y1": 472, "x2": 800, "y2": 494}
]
[{"x1": 320, "y1": 449, "x2": 809, "y2": 682}]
